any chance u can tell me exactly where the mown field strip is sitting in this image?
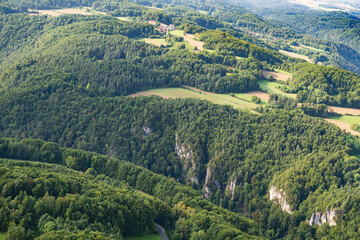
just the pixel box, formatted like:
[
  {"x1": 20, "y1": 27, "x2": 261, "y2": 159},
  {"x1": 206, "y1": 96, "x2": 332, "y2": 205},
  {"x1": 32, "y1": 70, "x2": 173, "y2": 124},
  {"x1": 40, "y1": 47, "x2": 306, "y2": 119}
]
[
  {"x1": 279, "y1": 49, "x2": 313, "y2": 63},
  {"x1": 328, "y1": 106, "x2": 360, "y2": 116},
  {"x1": 130, "y1": 87, "x2": 258, "y2": 111}
]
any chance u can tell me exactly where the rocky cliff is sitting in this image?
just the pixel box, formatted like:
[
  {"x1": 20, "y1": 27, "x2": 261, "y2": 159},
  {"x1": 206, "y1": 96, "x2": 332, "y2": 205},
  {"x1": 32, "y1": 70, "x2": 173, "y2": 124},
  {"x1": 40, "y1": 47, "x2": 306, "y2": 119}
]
[
  {"x1": 307, "y1": 209, "x2": 341, "y2": 226},
  {"x1": 175, "y1": 133, "x2": 199, "y2": 184},
  {"x1": 269, "y1": 186, "x2": 292, "y2": 214}
]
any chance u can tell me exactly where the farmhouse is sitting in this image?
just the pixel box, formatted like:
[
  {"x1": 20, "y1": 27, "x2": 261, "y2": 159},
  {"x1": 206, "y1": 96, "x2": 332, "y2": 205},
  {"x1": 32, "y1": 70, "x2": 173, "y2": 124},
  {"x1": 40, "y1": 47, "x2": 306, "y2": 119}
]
[
  {"x1": 159, "y1": 23, "x2": 175, "y2": 34},
  {"x1": 149, "y1": 20, "x2": 157, "y2": 26}
]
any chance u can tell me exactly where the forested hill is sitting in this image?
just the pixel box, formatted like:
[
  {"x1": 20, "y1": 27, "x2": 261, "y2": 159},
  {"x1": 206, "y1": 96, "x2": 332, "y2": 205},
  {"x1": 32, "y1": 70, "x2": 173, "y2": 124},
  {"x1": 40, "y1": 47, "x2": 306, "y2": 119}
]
[
  {"x1": 0, "y1": 147, "x2": 262, "y2": 239},
  {"x1": 1, "y1": 1, "x2": 360, "y2": 240}
]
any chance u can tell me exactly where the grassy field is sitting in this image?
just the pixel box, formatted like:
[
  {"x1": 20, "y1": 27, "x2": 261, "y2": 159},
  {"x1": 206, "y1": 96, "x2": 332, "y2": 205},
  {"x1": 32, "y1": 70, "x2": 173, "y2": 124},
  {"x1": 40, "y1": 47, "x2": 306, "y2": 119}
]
[
  {"x1": 77, "y1": 7, "x2": 107, "y2": 15},
  {"x1": 117, "y1": 17, "x2": 131, "y2": 21},
  {"x1": 170, "y1": 30, "x2": 204, "y2": 50},
  {"x1": 198, "y1": 10, "x2": 209, "y2": 15},
  {"x1": 279, "y1": 49, "x2": 313, "y2": 63},
  {"x1": 328, "y1": 115, "x2": 360, "y2": 126},
  {"x1": 170, "y1": 41, "x2": 193, "y2": 50},
  {"x1": 301, "y1": 44, "x2": 324, "y2": 53},
  {"x1": 0, "y1": 233, "x2": 6, "y2": 240},
  {"x1": 259, "y1": 80, "x2": 296, "y2": 99},
  {"x1": 235, "y1": 93, "x2": 268, "y2": 105},
  {"x1": 140, "y1": 38, "x2": 169, "y2": 46},
  {"x1": 274, "y1": 68, "x2": 291, "y2": 75},
  {"x1": 126, "y1": 234, "x2": 162, "y2": 240},
  {"x1": 131, "y1": 88, "x2": 258, "y2": 111},
  {"x1": 170, "y1": 30, "x2": 185, "y2": 37}
]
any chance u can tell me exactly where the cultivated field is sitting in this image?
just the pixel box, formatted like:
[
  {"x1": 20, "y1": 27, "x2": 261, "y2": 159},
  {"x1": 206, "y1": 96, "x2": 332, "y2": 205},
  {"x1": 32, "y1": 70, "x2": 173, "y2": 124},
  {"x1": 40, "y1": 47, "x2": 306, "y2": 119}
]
[
  {"x1": 279, "y1": 49, "x2": 313, "y2": 64},
  {"x1": 262, "y1": 70, "x2": 291, "y2": 82},
  {"x1": 259, "y1": 80, "x2": 296, "y2": 99},
  {"x1": 130, "y1": 87, "x2": 258, "y2": 110},
  {"x1": 325, "y1": 118, "x2": 360, "y2": 136},
  {"x1": 328, "y1": 106, "x2": 360, "y2": 116},
  {"x1": 28, "y1": 8, "x2": 93, "y2": 16}
]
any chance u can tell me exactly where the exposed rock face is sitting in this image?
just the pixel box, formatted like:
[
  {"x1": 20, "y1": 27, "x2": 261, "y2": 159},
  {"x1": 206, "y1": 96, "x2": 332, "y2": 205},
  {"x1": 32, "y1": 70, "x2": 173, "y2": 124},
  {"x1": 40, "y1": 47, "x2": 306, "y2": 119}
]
[
  {"x1": 143, "y1": 126, "x2": 151, "y2": 135},
  {"x1": 203, "y1": 166, "x2": 212, "y2": 198},
  {"x1": 175, "y1": 133, "x2": 198, "y2": 184},
  {"x1": 202, "y1": 165, "x2": 222, "y2": 198},
  {"x1": 269, "y1": 186, "x2": 292, "y2": 214},
  {"x1": 307, "y1": 209, "x2": 341, "y2": 226},
  {"x1": 225, "y1": 177, "x2": 238, "y2": 198}
]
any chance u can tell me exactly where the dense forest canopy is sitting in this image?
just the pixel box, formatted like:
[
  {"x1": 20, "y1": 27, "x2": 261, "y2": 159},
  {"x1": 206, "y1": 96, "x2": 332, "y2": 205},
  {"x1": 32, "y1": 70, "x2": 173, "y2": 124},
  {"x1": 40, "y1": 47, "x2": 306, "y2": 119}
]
[{"x1": 0, "y1": 141, "x2": 261, "y2": 240}]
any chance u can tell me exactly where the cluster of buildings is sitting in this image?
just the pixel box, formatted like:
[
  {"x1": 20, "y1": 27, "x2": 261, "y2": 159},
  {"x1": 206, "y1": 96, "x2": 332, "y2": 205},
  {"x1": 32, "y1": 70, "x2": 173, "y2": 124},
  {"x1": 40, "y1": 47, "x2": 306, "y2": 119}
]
[{"x1": 149, "y1": 20, "x2": 175, "y2": 34}]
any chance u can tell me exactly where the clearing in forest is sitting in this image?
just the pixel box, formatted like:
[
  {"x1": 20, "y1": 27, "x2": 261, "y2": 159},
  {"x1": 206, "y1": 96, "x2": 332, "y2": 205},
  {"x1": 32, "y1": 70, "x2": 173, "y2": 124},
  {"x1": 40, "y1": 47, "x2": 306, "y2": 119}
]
[
  {"x1": 141, "y1": 38, "x2": 169, "y2": 47},
  {"x1": 170, "y1": 30, "x2": 204, "y2": 50},
  {"x1": 262, "y1": 70, "x2": 291, "y2": 82},
  {"x1": 259, "y1": 80, "x2": 296, "y2": 99},
  {"x1": 130, "y1": 87, "x2": 258, "y2": 111}
]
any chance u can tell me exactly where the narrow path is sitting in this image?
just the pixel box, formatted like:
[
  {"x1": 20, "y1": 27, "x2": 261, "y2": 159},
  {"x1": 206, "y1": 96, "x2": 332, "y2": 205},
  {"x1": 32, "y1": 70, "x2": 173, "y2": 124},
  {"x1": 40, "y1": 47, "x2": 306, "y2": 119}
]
[{"x1": 155, "y1": 224, "x2": 168, "y2": 240}]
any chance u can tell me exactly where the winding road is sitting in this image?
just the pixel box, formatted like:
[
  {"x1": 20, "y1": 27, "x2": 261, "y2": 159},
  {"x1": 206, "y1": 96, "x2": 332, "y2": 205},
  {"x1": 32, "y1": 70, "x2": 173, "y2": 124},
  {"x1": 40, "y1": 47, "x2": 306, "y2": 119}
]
[{"x1": 155, "y1": 224, "x2": 168, "y2": 240}]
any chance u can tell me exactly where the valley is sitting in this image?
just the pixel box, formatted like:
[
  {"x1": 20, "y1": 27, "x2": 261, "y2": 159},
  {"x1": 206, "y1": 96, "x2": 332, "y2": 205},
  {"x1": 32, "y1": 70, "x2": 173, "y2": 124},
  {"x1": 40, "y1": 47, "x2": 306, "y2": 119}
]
[{"x1": 0, "y1": 0, "x2": 360, "y2": 239}]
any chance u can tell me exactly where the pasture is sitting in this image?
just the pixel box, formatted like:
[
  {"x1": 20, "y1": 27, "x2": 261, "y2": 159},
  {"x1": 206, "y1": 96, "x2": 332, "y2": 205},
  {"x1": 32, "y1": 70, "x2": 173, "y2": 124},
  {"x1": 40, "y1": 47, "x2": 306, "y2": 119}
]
[
  {"x1": 126, "y1": 234, "x2": 162, "y2": 240},
  {"x1": 328, "y1": 115, "x2": 360, "y2": 126},
  {"x1": 130, "y1": 87, "x2": 259, "y2": 110},
  {"x1": 170, "y1": 30, "x2": 204, "y2": 50},
  {"x1": 0, "y1": 233, "x2": 6, "y2": 240},
  {"x1": 279, "y1": 49, "x2": 313, "y2": 64},
  {"x1": 259, "y1": 80, "x2": 296, "y2": 99},
  {"x1": 117, "y1": 17, "x2": 130, "y2": 21}
]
